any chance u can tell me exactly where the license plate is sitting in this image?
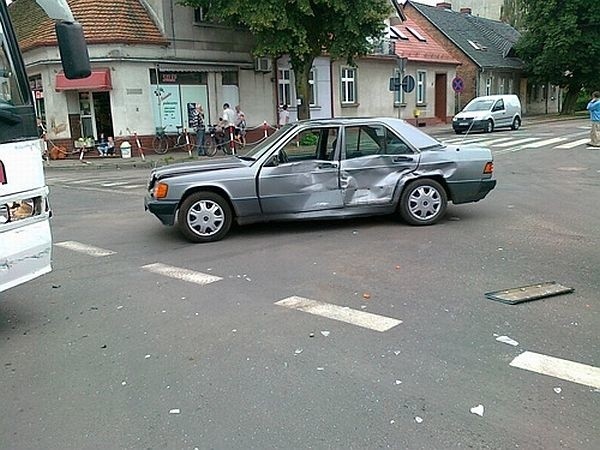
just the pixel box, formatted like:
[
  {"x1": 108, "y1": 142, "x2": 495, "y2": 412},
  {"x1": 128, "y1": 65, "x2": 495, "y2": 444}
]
[{"x1": 460, "y1": 122, "x2": 468, "y2": 126}]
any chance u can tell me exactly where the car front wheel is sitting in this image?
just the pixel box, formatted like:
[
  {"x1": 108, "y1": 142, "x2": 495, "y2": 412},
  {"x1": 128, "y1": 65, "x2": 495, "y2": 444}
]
[
  {"x1": 399, "y1": 179, "x2": 447, "y2": 226},
  {"x1": 177, "y1": 191, "x2": 233, "y2": 242},
  {"x1": 484, "y1": 120, "x2": 494, "y2": 133}
]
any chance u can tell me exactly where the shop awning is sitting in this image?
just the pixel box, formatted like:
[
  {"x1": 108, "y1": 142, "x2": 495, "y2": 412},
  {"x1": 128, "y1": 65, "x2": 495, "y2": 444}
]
[{"x1": 55, "y1": 69, "x2": 112, "y2": 91}]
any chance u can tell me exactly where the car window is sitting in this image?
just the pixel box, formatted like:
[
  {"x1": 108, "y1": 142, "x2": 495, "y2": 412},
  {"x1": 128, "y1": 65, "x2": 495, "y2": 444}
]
[
  {"x1": 493, "y1": 99, "x2": 505, "y2": 111},
  {"x1": 281, "y1": 127, "x2": 338, "y2": 163},
  {"x1": 344, "y1": 125, "x2": 412, "y2": 159}
]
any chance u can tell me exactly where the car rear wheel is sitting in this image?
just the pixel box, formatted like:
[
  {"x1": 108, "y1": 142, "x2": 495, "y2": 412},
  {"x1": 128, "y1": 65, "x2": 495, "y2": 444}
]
[
  {"x1": 399, "y1": 179, "x2": 447, "y2": 226},
  {"x1": 177, "y1": 191, "x2": 232, "y2": 243},
  {"x1": 484, "y1": 120, "x2": 494, "y2": 133},
  {"x1": 511, "y1": 116, "x2": 521, "y2": 130}
]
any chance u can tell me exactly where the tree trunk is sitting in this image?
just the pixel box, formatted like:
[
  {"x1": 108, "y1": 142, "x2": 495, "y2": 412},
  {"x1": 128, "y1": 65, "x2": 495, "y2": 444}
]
[
  {"x1": 561, "y1": 87, "x2": 579, "y2": 115},
  {"x1": 292, "y1": 57, "x2": 315, "y2": 121}
]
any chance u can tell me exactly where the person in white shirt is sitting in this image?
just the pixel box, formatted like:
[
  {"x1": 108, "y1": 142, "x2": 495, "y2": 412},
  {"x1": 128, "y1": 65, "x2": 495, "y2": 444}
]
[
  {"x1": 278, "y1": 104, "x2": 290, "y2": 128},
  {"x1": 222, "y1": 103, "x2": 237, "y2": 152}
]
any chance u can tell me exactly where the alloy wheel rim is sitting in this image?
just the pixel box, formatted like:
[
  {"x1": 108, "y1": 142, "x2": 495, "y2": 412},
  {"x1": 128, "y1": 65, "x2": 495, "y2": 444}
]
[
  {"x1": 187, "y1": 200, "x2": 224, "y2": 236},
  {"x1": 408, "y1": 186, "x2": 441, "y2": 220}
]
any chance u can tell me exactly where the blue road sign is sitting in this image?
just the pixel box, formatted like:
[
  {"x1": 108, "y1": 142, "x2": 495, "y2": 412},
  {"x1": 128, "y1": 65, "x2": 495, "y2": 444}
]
[
  {"x1": 402, "y1": 75, "x2": 415, "y2": 93},
  {"x1": 452, "y1": 76, "x2": 464, "y2": 93}
]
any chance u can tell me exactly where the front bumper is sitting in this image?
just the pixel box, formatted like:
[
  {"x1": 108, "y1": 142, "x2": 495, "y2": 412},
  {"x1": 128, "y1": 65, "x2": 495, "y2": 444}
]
[
  {"x1": 447, "y1": 179, "x2": 497, "y2": 204},
  {"x1": 452, "y1": 119, "x2": 488, "y2": 132},
  {"x1": 144, "y1": 194, "x2": 178, "y2": 226}
]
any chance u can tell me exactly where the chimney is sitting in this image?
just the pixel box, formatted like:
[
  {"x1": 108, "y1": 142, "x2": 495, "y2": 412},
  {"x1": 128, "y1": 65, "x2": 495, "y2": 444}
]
[
  {"x1": 436, "y1": 2, "x2": 452, "y2": 9},
  {"x1": 460, "y1": 7, "x2": 472, "y2": 14}
]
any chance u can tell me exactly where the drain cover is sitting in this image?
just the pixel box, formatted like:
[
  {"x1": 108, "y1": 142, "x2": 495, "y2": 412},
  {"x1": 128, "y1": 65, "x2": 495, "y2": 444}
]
[{"x1": 485, "y1": 282, "x2": 574, "y2": 305}]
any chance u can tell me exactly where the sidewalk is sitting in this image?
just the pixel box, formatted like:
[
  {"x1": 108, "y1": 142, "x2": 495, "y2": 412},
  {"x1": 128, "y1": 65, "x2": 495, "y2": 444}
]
[
  {"x1": 44, "y1": 151, "x2": 197, "y2": 171},
  {"x1": 45, "y1": 114, "x2": 587, "y2": 171}
]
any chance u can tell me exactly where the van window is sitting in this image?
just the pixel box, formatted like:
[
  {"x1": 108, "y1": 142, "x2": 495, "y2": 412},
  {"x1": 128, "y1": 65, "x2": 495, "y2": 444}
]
[
  {"x1": 464, "y1": 99, "x2": 494, "y2": 112},
  {"x1": 493, "y1": 99, "x2": 505, "y2": 111}
]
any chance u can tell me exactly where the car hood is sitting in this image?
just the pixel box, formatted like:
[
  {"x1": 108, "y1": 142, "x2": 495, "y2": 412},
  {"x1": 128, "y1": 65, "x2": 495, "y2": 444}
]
[
  {"x1": 454, "y1": 110, "x2": 489, "y2": 120},
  {"x1": 152, "y1": 156, "x2": 248, "y2": 180}
]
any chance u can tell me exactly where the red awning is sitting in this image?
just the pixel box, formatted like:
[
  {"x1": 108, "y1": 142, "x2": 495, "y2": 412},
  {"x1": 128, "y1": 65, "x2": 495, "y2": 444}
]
[{"x1": 55, "y1": 69, "x2": 112, "y2": 91}]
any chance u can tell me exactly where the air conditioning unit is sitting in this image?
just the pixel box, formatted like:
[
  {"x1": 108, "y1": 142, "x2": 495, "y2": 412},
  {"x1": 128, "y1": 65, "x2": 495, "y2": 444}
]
[{"x1": 254, "y1": 57, "x2": 272, "y2": 72}]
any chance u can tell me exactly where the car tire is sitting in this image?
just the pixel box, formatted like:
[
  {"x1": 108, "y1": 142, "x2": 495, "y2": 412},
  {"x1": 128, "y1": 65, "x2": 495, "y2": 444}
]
[
  {"x1": 399, "y1": 179, "x2": 447, "y2": 226},
  {"x1": 177, "y1": 191, "x2": 233, "y2": 243},
  {"x1": 511, "y1": 116, "x2": 521, "y2": 130},
  {"x1": 484, "y1": 120, "x2": 494, "y2": 133}
]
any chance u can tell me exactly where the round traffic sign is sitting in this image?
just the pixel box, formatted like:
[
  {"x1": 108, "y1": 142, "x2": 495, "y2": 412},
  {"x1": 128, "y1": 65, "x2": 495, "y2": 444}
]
[
  {"x1": 452, "y1": 76, "x2": 464, "y2": 93},
  {"x1": 402, "y1": 75, "x2": 415, "y2": 93}
]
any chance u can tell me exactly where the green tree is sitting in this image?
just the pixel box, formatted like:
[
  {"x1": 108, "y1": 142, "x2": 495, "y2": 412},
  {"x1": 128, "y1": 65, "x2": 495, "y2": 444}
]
[
  {"x1": 182, "y1": 0, "x2": 390, "y2": 119},
  {"x1": 501, "y1": 0, "x2": 526, "y2": 31},
  {"x1": 516, "y1": 0, "x2": 600, "y2": 114}
]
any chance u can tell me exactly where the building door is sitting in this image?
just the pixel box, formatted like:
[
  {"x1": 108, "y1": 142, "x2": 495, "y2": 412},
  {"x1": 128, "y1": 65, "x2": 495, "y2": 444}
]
[
  {"x1": 93, "y1": 92, "x2": 114, "y2": 138},
  {"x1": 435, "y1": 73, "x2": 447, "y2": 122},
  {"x1": 79, "y1": 92, "x2": 95, "y2": 139}
]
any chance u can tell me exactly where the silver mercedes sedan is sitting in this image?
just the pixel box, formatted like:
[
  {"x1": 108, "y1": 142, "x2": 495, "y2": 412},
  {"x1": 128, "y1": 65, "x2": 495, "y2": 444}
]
[{"x1": 145, "y1": 118, "x2": 496, "y2": 243}]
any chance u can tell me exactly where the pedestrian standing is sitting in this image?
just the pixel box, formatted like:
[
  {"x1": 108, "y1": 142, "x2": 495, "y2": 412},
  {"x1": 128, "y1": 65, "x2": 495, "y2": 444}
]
[
  {"x1": 235, "y1": 105, "x2": 245, "y2": 126},
  {"x1": 222, "y1": 103, "x2": 237, "y2": 152},
  {"x1": 278, "y1": 104, "x2": 290, "y2": 128},
  {"x1": 191, "y1": 103, "x2": 205, "y2": 156},
  {"x1": 587, "y1": 91, "x2": 600, "y2": 147}
]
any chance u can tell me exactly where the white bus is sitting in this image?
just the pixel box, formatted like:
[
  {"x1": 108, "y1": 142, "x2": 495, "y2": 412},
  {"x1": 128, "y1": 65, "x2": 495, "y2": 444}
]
[{"x1": 0, "y1": 0, "x2": 89, "y2": 293}]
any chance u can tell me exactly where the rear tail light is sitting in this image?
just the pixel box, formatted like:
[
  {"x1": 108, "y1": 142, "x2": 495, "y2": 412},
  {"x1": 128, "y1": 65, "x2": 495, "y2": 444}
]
[{"x1": 483, "y1": 161, "x2": 494, "y2": 174}]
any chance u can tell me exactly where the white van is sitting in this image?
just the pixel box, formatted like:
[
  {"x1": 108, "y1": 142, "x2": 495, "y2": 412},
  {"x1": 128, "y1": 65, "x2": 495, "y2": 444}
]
[{"x1": 452, "y1": 94, "x2": 522, "y2": 134}]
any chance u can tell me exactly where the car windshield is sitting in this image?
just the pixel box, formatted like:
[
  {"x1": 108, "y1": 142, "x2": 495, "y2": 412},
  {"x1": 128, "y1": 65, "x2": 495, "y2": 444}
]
[
  {"x1": 463, "y1": 100, "x2": 494, "y2": 112},
  {"x1": 241, "y1": 124, "x2": 294, "y2": 160},
  {"x1": 391, "y1": 120, "x2": 444, "y2": 151}
]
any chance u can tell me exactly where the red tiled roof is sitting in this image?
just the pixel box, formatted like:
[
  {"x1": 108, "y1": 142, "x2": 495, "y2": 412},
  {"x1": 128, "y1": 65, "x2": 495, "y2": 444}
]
[
  {"x1": 9, "y1": 0, "x2": 168, "y2": 52},
  {"x1": 392, "y1": 17, "x2": 459, "y2": 65}
]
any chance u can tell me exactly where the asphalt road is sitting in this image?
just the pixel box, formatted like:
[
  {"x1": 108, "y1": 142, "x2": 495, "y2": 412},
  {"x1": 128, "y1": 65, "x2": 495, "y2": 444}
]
[{"x1": 1, "y1": 119, "x2": 599, "y2": 449}]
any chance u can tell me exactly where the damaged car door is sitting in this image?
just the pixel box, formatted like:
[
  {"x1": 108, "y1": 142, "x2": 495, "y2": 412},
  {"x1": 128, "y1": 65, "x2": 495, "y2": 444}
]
[
  {"x1": 340, "y1": 124, "x2": 418, "y2": 206},
  {"x1": 257, "y1": 127, "x2": 343, "y2": 214}
]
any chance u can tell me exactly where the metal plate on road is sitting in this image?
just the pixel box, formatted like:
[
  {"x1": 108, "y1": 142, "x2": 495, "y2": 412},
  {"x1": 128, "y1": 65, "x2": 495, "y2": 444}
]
[{"x1": 485, "y1": 281, "x2": 574, "y2": 305}]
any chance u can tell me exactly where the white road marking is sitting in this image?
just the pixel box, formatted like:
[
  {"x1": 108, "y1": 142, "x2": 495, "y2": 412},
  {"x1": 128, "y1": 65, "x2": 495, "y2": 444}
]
[
  {"x1": 554, "y1": 138, "x2": 590, "y2": 149},
  {"x1": 510, "y1": 351, "x2": 600, "y2": 389},
  {"x1": 55, "y1": 241, "x2": 116, "y2": 257},
  {"x1": 142, "y1": 263, "x2": 222, "y2": 286},
  {"x1": 522, "y1": 137, "x2": 567, "y2": 148},
  {"x1": 275, "y1": 296, "x2": 402, "y2": 332},
  {"x1": 476, "y1": 137, "x2": 515, "y2": 145},
  {"x1": 67, "y1": 179, "x2": 96, "y2": 184},
  {"x1": 121, "y1": 184, "x2": 145, "y2": 189},
  {"x1": 494, "y1": 137, "x2": 540, "y2": 148},
  {"x1": 101, "y1": 181, "x2": 130, "y2": 187}
]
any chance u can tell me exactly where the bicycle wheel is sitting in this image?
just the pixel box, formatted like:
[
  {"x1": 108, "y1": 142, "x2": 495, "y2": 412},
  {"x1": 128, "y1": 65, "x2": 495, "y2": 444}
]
[
  {"x1": 223, "y1": 140, "x2": 234, "y2": 155},
  {"x1": 204, "y1": 138, "x2": 217, "y2": 157},
  {"x1": 153, "y1": 135, "x2": 168, "y2": 154}
]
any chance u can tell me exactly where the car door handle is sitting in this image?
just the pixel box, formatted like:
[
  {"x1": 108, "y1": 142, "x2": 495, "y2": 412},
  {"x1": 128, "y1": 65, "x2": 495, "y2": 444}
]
[
  {"x1": 392, "y1": 156, "x2": 413, "y2": 163},
  {"x1": 317, "y1": 162, "x2": 338, "y2": 169}
]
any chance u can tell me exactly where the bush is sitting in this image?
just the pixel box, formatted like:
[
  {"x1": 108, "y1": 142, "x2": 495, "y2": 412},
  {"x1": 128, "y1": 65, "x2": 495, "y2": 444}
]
[
  {"x1": 575, "y1": 90, "x2": 591, "y2": 111},
  {"x1": 299, "y1": 133, "x2": 318, "y2": 146}
]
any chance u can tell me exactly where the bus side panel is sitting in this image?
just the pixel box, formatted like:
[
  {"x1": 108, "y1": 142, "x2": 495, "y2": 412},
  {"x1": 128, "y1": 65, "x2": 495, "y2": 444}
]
[
  {"x1": 0, "y1": 220, "x2": 52, "y2": 293},
  {"x1": 0, "y1": 140, "x2": 45, "y2": 195}
]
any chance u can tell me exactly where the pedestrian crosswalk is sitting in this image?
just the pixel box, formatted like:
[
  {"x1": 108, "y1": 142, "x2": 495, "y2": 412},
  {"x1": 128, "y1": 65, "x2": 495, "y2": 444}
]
[
  {"x1": 441, "y1": 131, "x2": 592, "y2": 154},
  {"x1": 46, "y1": 175, "x2": 147, "y2": 194}
]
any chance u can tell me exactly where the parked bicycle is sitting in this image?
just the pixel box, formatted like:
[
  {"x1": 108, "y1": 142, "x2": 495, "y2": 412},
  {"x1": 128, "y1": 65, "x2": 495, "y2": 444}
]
[
  {"x1": 152, "y1": 125, "x2": 196, "y2": 154},
  {"x1": 203, "y1": 125, "x2": 243, "y2": 157}
]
